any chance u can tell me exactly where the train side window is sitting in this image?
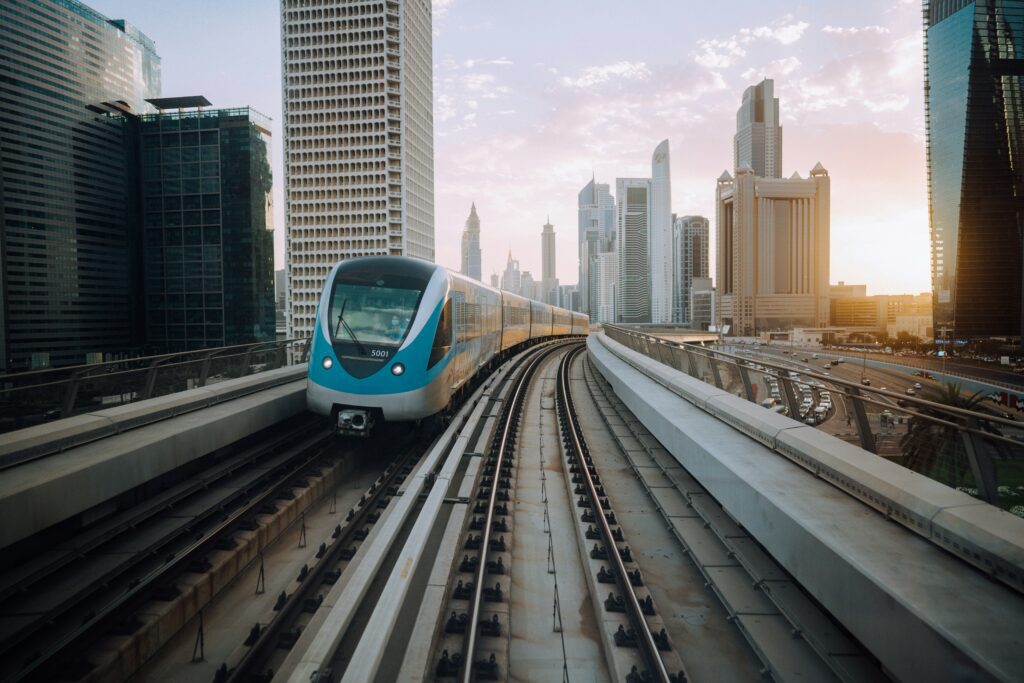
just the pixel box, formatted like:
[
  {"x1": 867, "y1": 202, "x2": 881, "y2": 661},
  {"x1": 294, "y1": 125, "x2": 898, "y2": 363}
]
[{"x1": 429, "y1": 298, "x2": 453, "y2": 369}]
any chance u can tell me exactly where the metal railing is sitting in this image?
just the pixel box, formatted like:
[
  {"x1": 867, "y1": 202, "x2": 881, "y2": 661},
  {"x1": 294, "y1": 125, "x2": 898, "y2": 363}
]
[
  {"x1": 603, "y1": 325, "x2": 1024, "y2": 515},
  {"x1": 0, "y1": 338, "x2": 310, "y2": 434}
]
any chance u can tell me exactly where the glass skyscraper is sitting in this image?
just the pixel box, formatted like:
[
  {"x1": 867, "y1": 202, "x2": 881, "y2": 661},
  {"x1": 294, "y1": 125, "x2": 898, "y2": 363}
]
[
  {"x1": 0, "y1": 0, "x2": 160, "y2": 369},
  {"x1": 140, "y1": 104, "x2": 276, "y2": 351},
  {"x1": 925, "y1": 0, "x2": 1024, "y2": 340}
]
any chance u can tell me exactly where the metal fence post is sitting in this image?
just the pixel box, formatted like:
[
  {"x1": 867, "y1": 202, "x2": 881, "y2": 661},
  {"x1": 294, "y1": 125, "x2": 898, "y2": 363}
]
[
  {"x1": 141, "y1": 358, "x2": 164, "y2": 400},
  {"x1": 736, "y1": 364, "x2": 755, "y2": 402},
  {"x1": 847, "y1": 387, "x2": 877, "y2": 454},
  {"x1": 682, "y1": 348, "x2": 699, "y2": 378},
  {"x1": 60, "y1": 370, "x2": 84, "y2": 418},
  {"x1": 779, "y1": 377, "x2": 802, "y2": 422},
  {"x1": 961, "y1": 418, "x2": 1000, "y2": 505},
  {"x1": 197, "y1": 351, "x2": 217, "y2": 388},
  {"x1": 708, "y1": 356, "x2": 724, "y2": 389}
]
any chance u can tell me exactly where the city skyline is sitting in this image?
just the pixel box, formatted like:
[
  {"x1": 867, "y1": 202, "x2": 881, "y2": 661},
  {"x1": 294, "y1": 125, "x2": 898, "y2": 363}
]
[{"x1": 86, "y1": 0, "x2": 931, "y2": 296}]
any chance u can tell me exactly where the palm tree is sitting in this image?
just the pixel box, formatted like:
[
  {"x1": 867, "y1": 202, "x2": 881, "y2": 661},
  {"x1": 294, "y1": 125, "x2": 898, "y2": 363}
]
[{"x1": 899, "y1": 383, "x2": 1006, "y2": 492}]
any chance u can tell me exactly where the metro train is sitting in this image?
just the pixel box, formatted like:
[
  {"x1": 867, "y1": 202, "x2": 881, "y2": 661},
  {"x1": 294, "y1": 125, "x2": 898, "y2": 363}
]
[{"x1": 307, "y1": 256, "x2": 589, "y2": 434}]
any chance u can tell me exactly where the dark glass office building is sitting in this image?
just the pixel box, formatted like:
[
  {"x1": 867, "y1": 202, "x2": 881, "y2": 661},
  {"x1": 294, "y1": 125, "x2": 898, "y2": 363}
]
[
  {"x1": 0, "y1": 0, "x2": 160, "y2": 370},
  {"x1": 925, "y1": 0, "x2": 1024, "y2": 341},
  {"x1": 139, "y1": 104, "x2": 275, "y2": 352}
]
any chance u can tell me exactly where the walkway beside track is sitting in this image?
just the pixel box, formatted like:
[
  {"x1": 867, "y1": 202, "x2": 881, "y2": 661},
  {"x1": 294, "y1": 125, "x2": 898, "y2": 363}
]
[
  {"x1": 0, "y1": 366, "x2": 307, "y2": 549},
  {"x1": 588, "y1": 332, "x2": 1024, "y2": 682}
]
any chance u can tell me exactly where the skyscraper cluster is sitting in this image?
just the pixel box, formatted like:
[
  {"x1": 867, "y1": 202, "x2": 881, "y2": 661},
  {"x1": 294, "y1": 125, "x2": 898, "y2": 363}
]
[
  {"x1": 0, "y1": 0, "x2": 275, "y2": 370},
  {"x1": 577, "y1": 141, "x2": 709, "y2": 326}
]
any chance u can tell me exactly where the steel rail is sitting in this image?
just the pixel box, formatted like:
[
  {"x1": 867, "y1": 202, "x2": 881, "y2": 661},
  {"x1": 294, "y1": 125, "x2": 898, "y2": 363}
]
[
  {"x1": 459, "y1": 342, "x2": 567, "y2": 683},
  {"x1": 8, "y1": 428, "x2": 335, "y2": 683},
  {"x1": 557, "y1": 344, "x2": 671, "y2": 683}
]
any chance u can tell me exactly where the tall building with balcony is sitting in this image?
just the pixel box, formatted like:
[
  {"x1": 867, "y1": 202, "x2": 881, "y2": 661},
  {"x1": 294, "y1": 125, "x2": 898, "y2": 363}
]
[
  {"x1": 281, "y1": 0, "x2": 434, "y2": 340},
  {"x1": 0, "y1": 0, "x2": 160, "y2": 369},
  {"x1": 140, "y1": 100, "x2": 276, "y2": 352},
  {"x1": 925, "y1": 0, "x2": 1024, "y2": 341},
  {"x1": 592, "y1": 252, "x2": 618, "y2": 323},
  {"x1": 716, "y1": 165, "x2": 831, "y2": 336},
  {"x1": 541, "y1": 218, "x2": 557, "y2": 304},
  {"x1": 577, "y1": 177, "x2": 616, "y2": 314},
  {"x1": 460, "y1": 203, "x2": 481, "y2": 280},
  {"x1": 673, "y1": 215, "x2": 710, "y2": 324},
  {"x1": 616, "y1": 178, "x2": 652, "y2": 323},
  {"x1": 735, "y1": 78, "x2": 782, "y2": 178},
  {"x1": 650, "y1": 140, "x2": 674, "y2": 324}
]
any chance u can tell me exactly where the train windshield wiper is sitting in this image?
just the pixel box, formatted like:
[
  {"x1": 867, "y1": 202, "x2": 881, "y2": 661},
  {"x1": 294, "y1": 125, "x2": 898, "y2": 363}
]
[{"x1": 334, "y1": 299, "x2": 368, "y2": 355}]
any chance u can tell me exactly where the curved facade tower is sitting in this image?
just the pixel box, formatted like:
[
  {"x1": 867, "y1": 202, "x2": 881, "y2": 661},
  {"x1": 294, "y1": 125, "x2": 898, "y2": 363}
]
[
  {"x1": 650, "y1": 140, "x2": 673, "y2": 324},
  {"x1": 925, "y1": 0, "x2": 1024, "y2": 340}
]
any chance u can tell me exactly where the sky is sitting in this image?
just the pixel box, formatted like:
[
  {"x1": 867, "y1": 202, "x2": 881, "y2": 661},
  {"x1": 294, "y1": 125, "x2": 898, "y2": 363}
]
[{"x1": 90, "y1": 0, "x2": 930, "y2": 295}]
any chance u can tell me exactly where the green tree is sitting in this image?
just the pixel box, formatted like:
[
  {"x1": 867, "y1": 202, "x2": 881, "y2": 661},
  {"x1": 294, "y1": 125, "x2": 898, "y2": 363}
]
[{"x1": 900, "y1": 384, "x2": 1006, "y2": 491}]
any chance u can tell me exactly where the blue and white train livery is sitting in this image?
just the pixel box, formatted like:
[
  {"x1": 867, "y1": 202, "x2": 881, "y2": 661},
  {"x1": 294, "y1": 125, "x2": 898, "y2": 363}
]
[{"x1": 307, "y1": 256, "x2": 588, "y2": 434}]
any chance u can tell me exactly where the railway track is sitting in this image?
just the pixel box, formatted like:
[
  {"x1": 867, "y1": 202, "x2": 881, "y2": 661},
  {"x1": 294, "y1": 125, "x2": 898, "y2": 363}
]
[
  {"x1": 555, "y1": 345, "x2": 688, "y2": 683},
  {"x1": 431, "y1": 341, "x2": 565, "y2": 682},
  {"x1": 579, "y1": 355, "x2": 886, "y2": 682},
  {"x1": 0, "y1": 416, "x2": 341, "y2": 683},
  {"x1": 203, "y1": 341, "x2": 568, "y2": 683}
]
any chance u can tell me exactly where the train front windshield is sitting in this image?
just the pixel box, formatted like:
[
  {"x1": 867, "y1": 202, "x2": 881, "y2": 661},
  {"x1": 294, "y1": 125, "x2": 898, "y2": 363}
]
[{"x1": 329, "y1": 283, "x2": 421, "y2": 346}]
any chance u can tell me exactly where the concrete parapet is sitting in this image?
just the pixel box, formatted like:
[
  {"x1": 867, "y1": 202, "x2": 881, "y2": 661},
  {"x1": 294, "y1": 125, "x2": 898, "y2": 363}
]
[
  {"x1": 0, "y1": 365, "x2": 307, "y2": 470},
  {"x1": 589, "y1": 332, "x2": 1024, "y2": 682},
  {"x1": 0, "y1": 375, "x2": 308, "y2": 549}
]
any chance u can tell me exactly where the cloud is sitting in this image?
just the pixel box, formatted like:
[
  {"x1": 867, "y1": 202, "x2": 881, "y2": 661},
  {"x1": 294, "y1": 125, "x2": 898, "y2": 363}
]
[
  {"x1": 742, "y1": 56, "x2": 801, "y2": 82},
  {"x1": 693, "y1": 16, "x2": 810, "y2": 69},
  {"x1": 559, "y1": 61, "x2": 651, "y2": 88},
  {"x1": 740, "y1": 19, "x2": 810, "y2": 45},
  {"x1": 436, "y1": 93, "x2": 457, "y2": 121},
  {"x1": 695, "y1": 39, "x2": 746, "y2": 69},
  {"x1": 464, "y1": 57, "x2": 513, "y2": 68},
  {"x1": 822, "y1": 25, "x2": 890, "y2": 36}
]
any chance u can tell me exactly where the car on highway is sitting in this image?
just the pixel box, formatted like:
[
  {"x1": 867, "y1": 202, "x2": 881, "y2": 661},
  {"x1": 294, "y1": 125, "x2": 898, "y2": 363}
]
[
  {"x1": 913, "y1": 382, "x2": 922, "y2": 390},
  {"x1": 860, "y1": 378, "x2": 871, "y2": 386},
  {"x1": 905, "y1": 387, "x2": 916, "y2": 396}
]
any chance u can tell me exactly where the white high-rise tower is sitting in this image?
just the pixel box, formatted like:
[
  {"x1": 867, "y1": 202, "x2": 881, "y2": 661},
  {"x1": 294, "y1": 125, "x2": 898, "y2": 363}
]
[
  {"x1": 460, "y1": 203, "x2": 481, "y2": 280},
  {"x1": 281, "y1": 0, "x2": 435, "y2": 339},
  {"x1": 541, "y1": 218, "x2": 557, "y2": 304},
  {"x1": 649, "y1": 140, "x2": 673, "y2": 324}
]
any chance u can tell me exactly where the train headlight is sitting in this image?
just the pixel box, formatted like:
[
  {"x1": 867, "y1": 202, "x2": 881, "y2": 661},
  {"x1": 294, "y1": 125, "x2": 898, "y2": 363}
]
[
  {"x1": 322, "y1": 356, "x2": 334, "y2": 370},
  {"x1": 391, "y1": 362, "x2": 405, "y2": 376}
]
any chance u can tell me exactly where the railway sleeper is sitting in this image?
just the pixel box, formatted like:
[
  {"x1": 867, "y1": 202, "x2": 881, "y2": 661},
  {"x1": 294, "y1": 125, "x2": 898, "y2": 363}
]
[
  {"x1": 452, "y1": 579, "x2": 473, "y2": 599},
  {"x1": 445, "y1": 611, "x2": 468, "y2": 634},
  {"x1": 474, "y1": 653, "x2": 500, "y2": 680},
  {"x1": 435, "y1": 649, "x2": 464, "y2": 677},
  {"x1": 478, "y1": 613, "x2": 501, "y2": 637},
  {"x1": 626, "y1": 664, "x2": 688, "y2": 683},
  {"x1": 277, "y1": 626, "x2": 302, "y2": 650},
  {"x1": 597, "y1": 565, "x2": 643, "y2": 586}
]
